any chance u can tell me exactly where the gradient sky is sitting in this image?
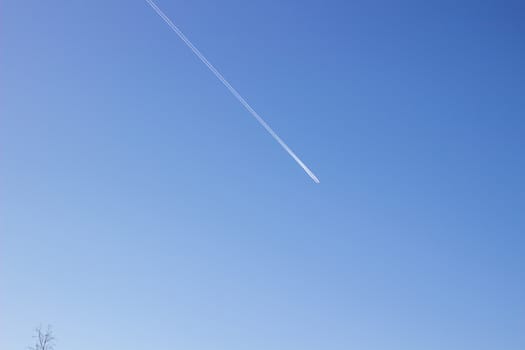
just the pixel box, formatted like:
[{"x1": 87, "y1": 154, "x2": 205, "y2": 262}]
[{"x1": 2, "y1": 1, "x2": 524, "y2": 350}]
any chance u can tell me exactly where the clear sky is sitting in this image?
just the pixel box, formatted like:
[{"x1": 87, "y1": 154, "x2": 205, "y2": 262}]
[{"x1": 2, "y1": 1, "x2": 524, "y2": 349}]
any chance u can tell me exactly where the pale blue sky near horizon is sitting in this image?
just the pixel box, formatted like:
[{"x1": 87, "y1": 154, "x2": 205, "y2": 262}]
[{"x1": 2, "y1": 1, "x2": 525, "y2": 349}]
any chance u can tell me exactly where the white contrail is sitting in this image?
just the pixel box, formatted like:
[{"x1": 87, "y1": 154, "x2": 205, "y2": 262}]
[{"x1": 144, "y1": 0, "x2": 320, "y2": 183}]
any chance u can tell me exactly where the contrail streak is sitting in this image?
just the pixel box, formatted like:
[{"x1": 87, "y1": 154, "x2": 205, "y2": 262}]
[{"x1": 145, "y1": 0, "x2": 320, "y2": 183}]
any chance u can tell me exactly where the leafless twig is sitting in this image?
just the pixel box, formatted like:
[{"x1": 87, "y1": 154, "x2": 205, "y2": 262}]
[{"x1": 28, "y1": 325, "x2": 55, "y2": 350}]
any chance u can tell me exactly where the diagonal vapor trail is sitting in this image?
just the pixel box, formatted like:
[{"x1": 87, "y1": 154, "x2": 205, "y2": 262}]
[{"x1": 145, "y1": 0, "x2": 320, "y2": 183}]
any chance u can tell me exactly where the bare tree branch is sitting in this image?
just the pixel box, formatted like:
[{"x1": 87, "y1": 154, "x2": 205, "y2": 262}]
[{"x1": 29, "y1": 325, "x2": 55, "y2": 350}]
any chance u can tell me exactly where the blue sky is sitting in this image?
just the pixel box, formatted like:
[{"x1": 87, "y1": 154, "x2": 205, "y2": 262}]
[{"x1": 2, "y1": 1, "x2": 524, "y2": 349}]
